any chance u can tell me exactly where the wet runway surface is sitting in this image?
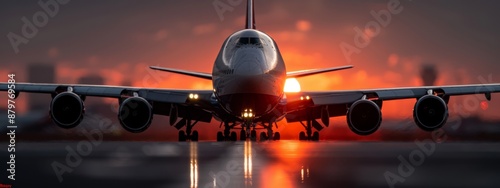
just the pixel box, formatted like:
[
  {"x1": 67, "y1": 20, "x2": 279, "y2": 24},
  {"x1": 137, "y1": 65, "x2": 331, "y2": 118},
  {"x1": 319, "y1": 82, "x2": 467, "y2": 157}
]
[{"x1": 2, "y1": 141, "x2": 500, "y2": 188}]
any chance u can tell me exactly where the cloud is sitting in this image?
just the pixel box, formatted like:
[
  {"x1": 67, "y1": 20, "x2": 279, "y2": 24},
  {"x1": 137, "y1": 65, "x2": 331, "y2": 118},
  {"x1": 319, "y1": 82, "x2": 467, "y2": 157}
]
[
  {"x1": 282, "y1": 51, "x2": 324, "y2": 69},
  {"x1": 271, "y1": 31, "x2": 307, "y2": 43},
  {"x1": 192, "y1": 23, "x2": 217, "y2": 35},
  {"x1": 56, "y1": 64, "x2": 89, "y2": 84},
  {"x1": 355, "y1": 70, "x2": 367, "y2": 81},
  {"x1": 296, "y1": 20, "x2": 312, "y2": 32},
  {"x1": 387, "y1": 53, "x2": 399, "y2": 67},
  {"x1": 383, "y1": 71, "x2": 402, "y2": 82},
  {"x1": 48, "y1": 47, "x2": 59, "y2": 58},
  {"x1": 99, "y1": 69, "x2": 125, "y2": 86},
  {"x1": 154, "y1": 29, "x2": 169, "y2": 41},
  {"x1": 87, "y1": 55, "x2": 100, "y2": 65},
  {"x1": 233, "y1": 15, "x2": 246, "y2": 27}
]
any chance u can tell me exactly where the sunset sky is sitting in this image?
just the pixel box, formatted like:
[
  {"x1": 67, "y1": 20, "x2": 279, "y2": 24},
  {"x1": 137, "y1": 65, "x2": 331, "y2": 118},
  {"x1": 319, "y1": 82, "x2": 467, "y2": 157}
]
[{"x1": 1, "y1": 0, "x2": 500, "y2": 121}]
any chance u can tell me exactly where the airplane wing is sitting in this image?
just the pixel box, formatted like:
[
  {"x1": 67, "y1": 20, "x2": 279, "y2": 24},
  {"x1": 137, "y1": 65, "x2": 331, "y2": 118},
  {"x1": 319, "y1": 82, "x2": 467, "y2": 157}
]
[
  {"x1": 149, "y1": 66, "x2": 212, "y2": 80},
  {"x1": 285, "y1": 84, "x2": 500, "y2": 134},
  {"x1": 0, "y1": 82, "x2": 214, "y2": 131},
  {"x1": 286, "y1": 65, "x2": 353, "y2": 78}
]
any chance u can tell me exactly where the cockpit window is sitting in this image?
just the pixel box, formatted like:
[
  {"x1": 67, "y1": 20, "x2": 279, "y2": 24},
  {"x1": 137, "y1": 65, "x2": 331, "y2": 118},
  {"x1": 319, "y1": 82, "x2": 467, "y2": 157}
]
[{"x1": 238, "y1": 37, "x2": 262, "y2": 45}]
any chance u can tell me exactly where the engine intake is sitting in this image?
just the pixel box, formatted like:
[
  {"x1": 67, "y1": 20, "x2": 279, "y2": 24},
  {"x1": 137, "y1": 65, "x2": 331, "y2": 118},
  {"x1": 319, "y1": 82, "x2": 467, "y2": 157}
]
[
  {"x1": 50, "y1": 92, "x2": 85, "y2": 129},
  {"x1": 347, "y1": 100, "x2": 382, "y2": 135},
  {"x1": 413, "y1": 95, "x2": 448, "y2": 131},
  {"x1": 118, "y1": 97, "x2": 153, "y2": 133}
]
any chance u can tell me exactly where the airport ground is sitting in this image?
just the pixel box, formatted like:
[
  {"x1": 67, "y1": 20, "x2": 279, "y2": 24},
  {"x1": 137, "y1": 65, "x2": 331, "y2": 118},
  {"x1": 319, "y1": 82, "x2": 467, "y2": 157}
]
[{"x1": 1, "y1": 140, "x2": 500, "y2": 188}]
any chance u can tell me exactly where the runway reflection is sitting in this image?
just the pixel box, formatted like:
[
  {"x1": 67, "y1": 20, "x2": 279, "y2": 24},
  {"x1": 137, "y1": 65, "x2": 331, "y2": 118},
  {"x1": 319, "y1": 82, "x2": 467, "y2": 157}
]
[
  {"x1": 190, "y1": 142, "x2": 198, "y2": 188},
  {"x1": 259, "y1": 141, "x2": 312, "y2": 188},
  {"x1": 300, "y1": 165, "x2": 310, "y2": 184},
  {"x1": 244, "y1": 141, "x2": 253, "y2": 187},
  {"x1": 9, "y1": 141, "x2": 500, "y2": 187}
]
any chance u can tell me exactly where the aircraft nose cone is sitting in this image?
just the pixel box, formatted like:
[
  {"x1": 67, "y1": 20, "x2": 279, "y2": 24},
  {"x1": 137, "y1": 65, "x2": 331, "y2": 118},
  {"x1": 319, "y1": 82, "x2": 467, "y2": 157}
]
[
  {"x1": 234, "y1": 60, "x2": 264, "y2": 76},
  {"x1": 232, "y1": 48, "x2": 267, "y2": 76}
]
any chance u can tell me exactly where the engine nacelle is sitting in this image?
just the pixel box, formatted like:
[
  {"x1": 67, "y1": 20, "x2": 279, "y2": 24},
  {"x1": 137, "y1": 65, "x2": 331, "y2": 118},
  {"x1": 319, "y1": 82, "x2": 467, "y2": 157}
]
[
  {"x1": 413, "y1": 95, "x2": 448, "y2": 131},
  {"x1": 118, "y1": 97, "x2": 153, "y2": 133},
  {"x1": 347, "y1": 100, "x2": 382, "y2": 135},
  {"x1": 50, "y1": 92, "x2": 85, "y2": 129}
]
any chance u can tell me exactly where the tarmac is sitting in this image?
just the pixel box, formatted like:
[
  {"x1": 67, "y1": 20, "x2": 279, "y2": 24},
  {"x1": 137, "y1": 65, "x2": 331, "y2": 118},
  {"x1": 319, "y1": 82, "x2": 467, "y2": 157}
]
[{"x1": 1, "y1": 140, "x2": 500, "y2": 188}]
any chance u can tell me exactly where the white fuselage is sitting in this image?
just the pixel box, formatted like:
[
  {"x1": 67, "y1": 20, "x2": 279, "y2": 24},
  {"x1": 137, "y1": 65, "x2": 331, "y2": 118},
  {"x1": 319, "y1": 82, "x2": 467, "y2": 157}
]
[{"x1": 212, "y1": 29, "x2": 286, "y2": 118}]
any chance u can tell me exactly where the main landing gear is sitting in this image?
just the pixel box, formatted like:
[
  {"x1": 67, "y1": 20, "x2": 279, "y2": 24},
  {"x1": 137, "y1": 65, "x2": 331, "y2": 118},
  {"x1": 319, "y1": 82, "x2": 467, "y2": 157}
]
[
  {"x1": 216, "y1": 122, "x2": 238, "y2": 141},
  {"x1": 260, "y1": 121, "x2": 280, "y2": 142},
  {"x1": 299, "y1": 117, "x2": 321, "y2": 141},
  {"x1": 178, "y1": 118, "x2": 199, "y2": 141}
]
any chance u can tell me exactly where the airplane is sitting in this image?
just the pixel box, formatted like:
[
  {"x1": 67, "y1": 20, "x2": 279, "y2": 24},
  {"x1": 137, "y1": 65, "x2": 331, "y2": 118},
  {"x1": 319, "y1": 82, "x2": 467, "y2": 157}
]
[{"x1": 2, "y1": 0, "x2": 500, "y2": 142}]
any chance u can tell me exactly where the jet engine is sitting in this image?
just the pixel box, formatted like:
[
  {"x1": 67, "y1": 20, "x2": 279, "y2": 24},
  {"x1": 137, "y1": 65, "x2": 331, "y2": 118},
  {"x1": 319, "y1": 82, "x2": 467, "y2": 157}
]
[
  {"x1": 50, "y1": 92, "x2": 85, "y2": 129},
  {"x1": 118, "y1": 97, "x2": 153, "y2": 133},
  {"x1": 346, "y1": 100, "x2": 382, "y2": 135},
  {"x1": 413, "y1": 95, "x2": 448, "y2": 131}
]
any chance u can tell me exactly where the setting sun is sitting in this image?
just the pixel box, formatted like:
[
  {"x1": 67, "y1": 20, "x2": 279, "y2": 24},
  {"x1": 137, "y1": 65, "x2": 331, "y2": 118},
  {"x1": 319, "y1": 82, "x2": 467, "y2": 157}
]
[{"x1": 284, "y1": 78, "x2": 301, "y2": 93}]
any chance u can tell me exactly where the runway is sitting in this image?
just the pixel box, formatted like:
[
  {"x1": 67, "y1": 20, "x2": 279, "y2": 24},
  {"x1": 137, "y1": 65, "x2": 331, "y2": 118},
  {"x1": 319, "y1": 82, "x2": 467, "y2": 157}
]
[{"x1": 2, "y1": 141, "x2": 500, "y2": 188}]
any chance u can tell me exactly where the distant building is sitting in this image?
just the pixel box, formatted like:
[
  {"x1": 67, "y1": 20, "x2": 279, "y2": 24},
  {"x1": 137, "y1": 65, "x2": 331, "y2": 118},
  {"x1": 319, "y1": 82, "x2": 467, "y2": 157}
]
[
  {"x1": 78, "y1": 74, "x2": 104, "y2": 85},
  {"x1": 420, "y1": 64, "x2": 438, "y2": 86},
  {"x1": 28, "y1": 63, "x2": 55, "y2": 111}
]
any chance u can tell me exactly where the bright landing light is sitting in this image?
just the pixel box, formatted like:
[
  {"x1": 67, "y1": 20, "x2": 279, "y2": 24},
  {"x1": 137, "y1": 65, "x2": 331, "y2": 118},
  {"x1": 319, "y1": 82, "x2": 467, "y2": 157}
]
[{"x1": 284, "y1": 78, "x2": 301, "y2": 93}]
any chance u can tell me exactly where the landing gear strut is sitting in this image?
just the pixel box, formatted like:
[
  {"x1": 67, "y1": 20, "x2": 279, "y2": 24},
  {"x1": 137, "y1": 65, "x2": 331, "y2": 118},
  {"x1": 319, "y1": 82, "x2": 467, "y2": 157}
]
[
  {"x1": 178, "y1": 118, "x2": 199, "y2": 141},
  {"x1": 240, "y1": 121, "x2": 256, "y2": 141},
  {"x1": 215, "y1": 120, "x2": 281, "y2": 142},
  {"x1": 216, "y1": 122, "x2": 237, "y2": 141},
  {"x1": 260, "y1": 122, "x2": 280, "y2": 141},
  {"x1": 299, "y1": 116, "x2": 320, "y2": 141}
]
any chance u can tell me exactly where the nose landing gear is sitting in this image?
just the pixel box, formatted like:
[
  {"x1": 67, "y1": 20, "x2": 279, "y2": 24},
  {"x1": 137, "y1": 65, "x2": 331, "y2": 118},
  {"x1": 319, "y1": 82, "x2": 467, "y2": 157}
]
[
  {"x1": 215, "y1": 121, "x2": 280, "y2": 142},
  {"x1": 239, "y1": 122, "x2": 257, "y2": 141}
]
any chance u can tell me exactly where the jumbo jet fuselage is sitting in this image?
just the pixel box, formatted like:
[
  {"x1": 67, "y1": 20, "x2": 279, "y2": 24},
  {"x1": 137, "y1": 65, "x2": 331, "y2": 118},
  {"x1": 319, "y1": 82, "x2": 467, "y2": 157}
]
[{"x1": 213, "y1": 29, "x2": 286, "y2": 118}]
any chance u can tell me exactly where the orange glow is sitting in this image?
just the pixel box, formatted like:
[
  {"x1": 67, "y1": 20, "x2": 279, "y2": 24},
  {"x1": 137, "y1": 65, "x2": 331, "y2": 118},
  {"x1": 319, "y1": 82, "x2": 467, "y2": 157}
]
[
  {"x1": 481, "y1": 101, "x2": 489, "y2": 110},
  {"x1": 284, "y1": 78, "x2": 301, "y2": 93},
  {"x1": 259, "y1": 141, "x2": 317, "y2": 187},
  {"x1": 260, "y1": 165, "x2": 294, "y2": 188},
  {"x1": 296, "y1": 20, "x2": 311, "y2": 32}
]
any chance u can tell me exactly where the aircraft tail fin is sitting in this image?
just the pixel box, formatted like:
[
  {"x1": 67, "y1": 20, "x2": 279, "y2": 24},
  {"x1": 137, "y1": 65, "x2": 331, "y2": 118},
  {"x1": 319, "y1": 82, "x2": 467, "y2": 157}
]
[
  {"x1": 245, "y1": 0, "x2": 256, "y2": 29},
  {"x1": 286, "y1": 65, "x2": 354, "y2": 78},
  {"x1": 150, "y1": 66, "x2": 212, "y2": 80}
]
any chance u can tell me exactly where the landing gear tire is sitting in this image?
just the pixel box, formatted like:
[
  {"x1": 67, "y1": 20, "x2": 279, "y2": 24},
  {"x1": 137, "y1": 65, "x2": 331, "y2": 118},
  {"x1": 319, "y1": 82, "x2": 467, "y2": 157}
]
[
  {"x1": 216, "y1": 131, "x2": 224, "y2": 142},
  {"x1": 250, "y1": 130, "x2": 257, "y2": 141},
  {"x1": 191, "y1": 130, "x2": 199, "y2": 141},
  {"x1": 299, "y1": 131, "x2": 306, "y2": 141},
  {"x1": 179, "y1": 130, "x2": 187, "y2": 142},
  {"x1": 273, "y1": 132, "x2": 281, "y2": 141},
  {"x1": 240, "y1": 129, "x2": 246, "y2": 141},
  {"x1": 230, "y1": 131, "x2": 237, "y2": 141},
  {"x1": 260, "y1": 132, "x2": 267, "y2": 142},
  {"x1": 312, "y1": 131, "x2": 319, "y2": 141}
]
